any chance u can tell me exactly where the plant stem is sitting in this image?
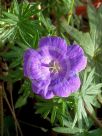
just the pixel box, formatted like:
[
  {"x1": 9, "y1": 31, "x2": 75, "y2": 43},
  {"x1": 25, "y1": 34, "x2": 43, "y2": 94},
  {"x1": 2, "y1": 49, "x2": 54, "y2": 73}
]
[
  {"x1": 19, "y1": 120, "x2": 48, "y2": 132},
  {"x1": 7, "y1": 82, "x2": 18, "y2": 136},
  {"x1": 0, "y1": 82, "x2": 3, "y2": 136},
  {"x1": 0, "y1": 0, "x2": 2, "y2": 15},
  {"x1": 84, "y1": 101, "x2": 102, "y2": 129},
  {"x1": 68, "y1": 0, "x2": 75, "y2": 25},
  {"x1": 3, "y1": 90, "x2": 23, "y2": 136}
]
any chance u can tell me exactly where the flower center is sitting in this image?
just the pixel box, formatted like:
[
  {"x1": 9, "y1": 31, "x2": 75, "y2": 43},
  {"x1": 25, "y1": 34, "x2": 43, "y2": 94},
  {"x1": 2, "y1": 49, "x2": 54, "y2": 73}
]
[{"x1": 49, "y1": 61, "x2": 61, "y2": 73}]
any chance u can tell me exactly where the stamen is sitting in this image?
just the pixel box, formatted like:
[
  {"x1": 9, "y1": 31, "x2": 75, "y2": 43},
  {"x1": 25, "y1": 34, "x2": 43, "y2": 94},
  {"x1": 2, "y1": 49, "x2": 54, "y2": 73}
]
[
  {"x1": 49, "y1": 61, "x2": 61, "y2": 73},
  {"x1": 42, "y1": 61, "x2": 61, "y2": 73}
]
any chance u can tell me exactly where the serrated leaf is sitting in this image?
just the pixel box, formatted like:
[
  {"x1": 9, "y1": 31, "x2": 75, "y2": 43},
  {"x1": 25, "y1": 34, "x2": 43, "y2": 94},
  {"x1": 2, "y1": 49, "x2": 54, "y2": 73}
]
[
  {"x1": 88, "y1": 5, "x2": 102, "y2": 48},
  {"x1": 86, "y1": 84, "x2": 102, "y2": 95},
  {"x1": 87, "y1": 6, "x2": 96, "y2": 45},
  {"x1": 81, "y1": 69, "x2": 95, "y2": 92},
  {"x1": 73, "y1": 68, "x2": 102, "y2": 128},
  {"x1": 62, "y1": 21, "x2": 94, "y2": 57},
  {"x1": 0, "y1": 1, "x2": 40, "y2": 46},
  {"x1": 51, "y1": 107, "x2": 57, "y2": 124}
]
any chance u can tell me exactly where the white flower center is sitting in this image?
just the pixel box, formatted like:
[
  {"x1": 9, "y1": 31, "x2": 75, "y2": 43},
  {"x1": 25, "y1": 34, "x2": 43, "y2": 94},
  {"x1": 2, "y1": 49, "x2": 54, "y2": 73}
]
[{"x1": 49, "y1": 61, "x2": 61, "y2": 73}]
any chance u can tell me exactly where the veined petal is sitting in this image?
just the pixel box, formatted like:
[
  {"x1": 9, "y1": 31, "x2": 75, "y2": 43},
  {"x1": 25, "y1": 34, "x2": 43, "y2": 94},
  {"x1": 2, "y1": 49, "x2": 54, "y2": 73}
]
[
  {"x1": 38, "y1": 36, "x2": 67, "y2": 59},
  {"x1": 67, "y1": 45, "x2": 87, "y2": 73},
  {"x1": 49, "y1": 56, "x2": 71, "y2": 86},
  {"x1": 51, "y1": 75, "x2": 80, "y2": 97},
  {"x1": 32, "y1": 79, "x2": 54, "y2": 99},
  {"x1": 38, "y1": 47, "x2": 52, "y2": 64},
  {"x1": 23, "y1": 48, "x2": 50, "y2": 80}
]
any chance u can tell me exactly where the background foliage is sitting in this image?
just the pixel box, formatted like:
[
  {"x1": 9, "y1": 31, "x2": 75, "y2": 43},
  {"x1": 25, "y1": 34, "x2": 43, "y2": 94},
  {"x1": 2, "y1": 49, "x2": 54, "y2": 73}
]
[{"x1": 0, "y1": 0, "x2": 102, "y2": 136}]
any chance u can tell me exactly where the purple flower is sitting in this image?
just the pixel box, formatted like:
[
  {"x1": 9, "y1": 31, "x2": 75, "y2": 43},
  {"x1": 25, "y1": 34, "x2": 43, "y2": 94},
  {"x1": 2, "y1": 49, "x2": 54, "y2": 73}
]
[{"x1": 23, "y1": 36, "x2": 87, "y2": 99}]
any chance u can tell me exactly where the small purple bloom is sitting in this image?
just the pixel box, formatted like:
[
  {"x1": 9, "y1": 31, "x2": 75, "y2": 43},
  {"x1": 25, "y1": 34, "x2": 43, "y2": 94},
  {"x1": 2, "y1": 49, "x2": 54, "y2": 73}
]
[{"x1": 23, "y1": 36, "x2": 87, "y2": 99}]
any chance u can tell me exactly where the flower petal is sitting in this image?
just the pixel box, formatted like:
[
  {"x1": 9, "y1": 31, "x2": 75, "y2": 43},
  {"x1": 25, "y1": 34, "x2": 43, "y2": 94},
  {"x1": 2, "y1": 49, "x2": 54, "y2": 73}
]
[
  {"x1": 23, "y1": 48, "x2": 50, "y2": 80},
  {"x1": 51, "y1": 75, "x2": 80, "y2": 97},
  {"x1": 38, "y1": 36, "x2": 67, "y2": 59},
  {"x1": 49, "y1": 56, "x2": 71, "y2": 86},
  {"x1": 67, "y1": 45, "x2": 87, "y2": 73},
  {"x1": 32, "y1": 79, "x2": 54, "y2": 99},
  {"x1": 39, "y1": 36, "x2": 67, "y2": 52},
  {"x1": 38, "y1": 47, "x2": 52, "y2": 64}
]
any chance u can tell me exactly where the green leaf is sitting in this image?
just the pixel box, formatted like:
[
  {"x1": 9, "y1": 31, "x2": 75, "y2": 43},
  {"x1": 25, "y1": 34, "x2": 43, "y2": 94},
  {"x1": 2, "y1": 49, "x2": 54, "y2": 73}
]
[
  {"x1": 15, "y1": 80, "x2": 31, "y2": 108},
  {"x1": 77, "y1": 96, "x2": 83, "y2": 128},
  {"x1": 15, "y1": 96, "x2": 28, "y2": 109},
  {"x1": 13, "y1": 0, "x2": 20, "y2": 15},
  {"x1": 9, "y1": 58, "x2": 21, "y2": 68},
  {"x1": 81, "y1": 69, "x2": 95, "y2": 92},
  {"x1": 0, "y1": 1, "x2": 40, "y2": 45},
  {"x1": 81, "y1": 69, "x2": 102, "y2": 96},
  {"x1": 75, "y1": 128, "x2": 102, "y2": 136},
  {"x1": 3, "y1": 12, "x2": 18, "y2": 22},
  {"x1": 72, "y1": 68, "x2": 102, "y2": 128},
  {"x1": 36, "y1": 105, "x2": 51, "y2": 119},
  {"x1": 87, "y1": 5, "x2": 97, "y2": 47},
  {"x1": 4, "y1": 116, "x2": 15, "y2": 136},
  {"x1": 39, "y1": 13, "x2": 55, "y2": 35},
  {"x1": 86, "y1": 84, "x2": 102, "y2": 95},
  {"x1": 0, "y1": 68, "x2": 23, "y2": 82},
  {"x1": 1, "y1": 46, "x2": 23, "y2": 59},
  {"x1": 53, "y1": 126, "x2": 84, "y2": 134},
  {"x1": 51, "y1": 107, "x2": 57, "y2": 124},
  {"x1": 22, "y1": 3, "x2": 39, "y2": 18},
  {"x1": 62, "y1": 21, "x2": 94, "y2": 57},
  {"x1": 35, "y1": 98, "x2": 69, "y2": 126},
  {"x1": 88, "y1": 128, "x2": 102, "y2": 136},
  {"x1": 88, "y1": 5, "x2": 102, "y2": 48}
]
